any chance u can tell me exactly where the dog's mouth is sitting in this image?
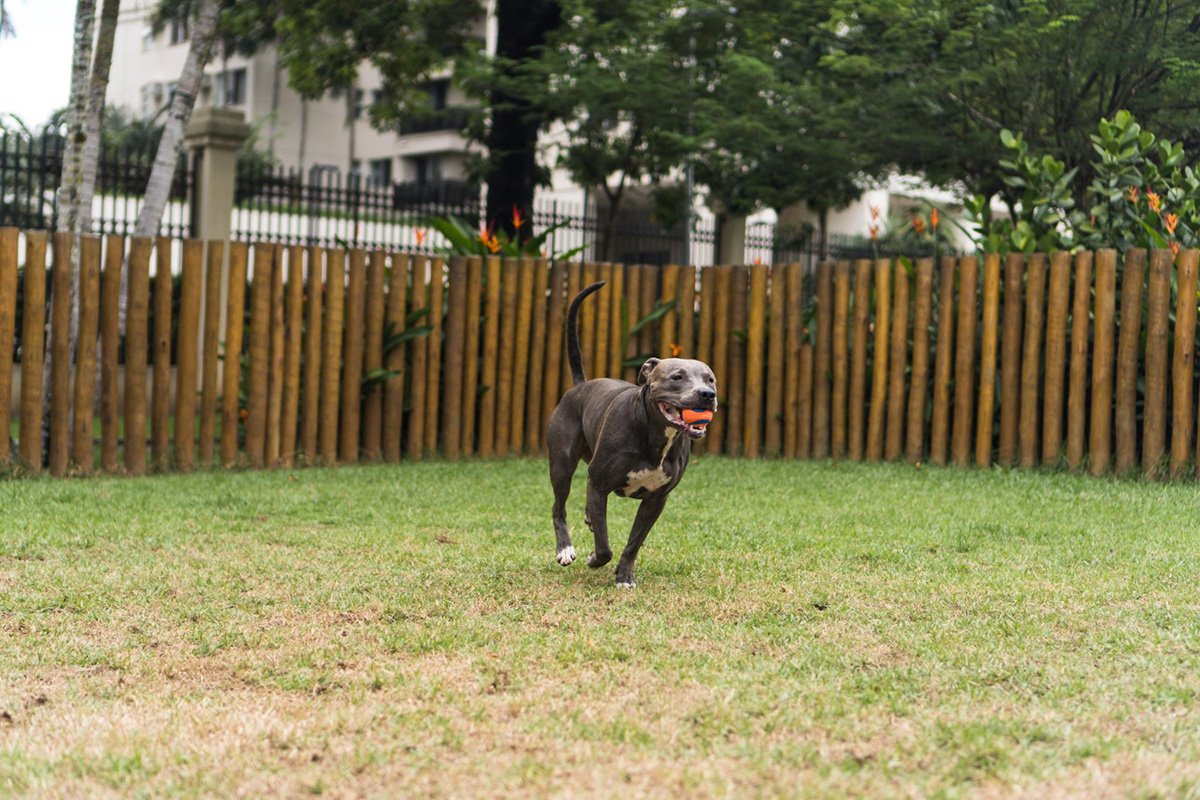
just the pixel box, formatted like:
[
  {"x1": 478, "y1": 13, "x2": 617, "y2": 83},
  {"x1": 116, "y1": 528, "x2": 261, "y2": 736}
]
[{"x1": 657, "y1": 402, "x2": 710, "y2": 439}]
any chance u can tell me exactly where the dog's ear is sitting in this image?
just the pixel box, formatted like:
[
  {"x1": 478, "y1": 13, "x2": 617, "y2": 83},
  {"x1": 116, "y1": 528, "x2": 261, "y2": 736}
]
[{"x1": 638, "y1": 358, "x2": 661, "y2": 385}]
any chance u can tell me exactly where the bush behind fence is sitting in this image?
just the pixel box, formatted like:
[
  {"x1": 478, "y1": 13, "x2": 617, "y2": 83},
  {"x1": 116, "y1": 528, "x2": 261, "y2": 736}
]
[{"x1": 0, "y1": 225, "x2": 1195, "y2": 480}]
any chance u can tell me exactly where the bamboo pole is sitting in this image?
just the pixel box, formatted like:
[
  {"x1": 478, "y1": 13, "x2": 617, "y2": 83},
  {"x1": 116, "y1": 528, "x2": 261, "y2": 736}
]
[
  {"x1": 677, "y1": 265, "x2": 696, "y2": 362},
  {"x1": 151, "y1": 236, "x2": 172, "y2": 469},
  {"x1": 1114, "y1": 249, "x2": 1147, "y2": 474},
  {"x1": 1172, "y1": 249, "x2": 1198, "y2": 477},
  {"x1": 907, "y1": 258, "x2": 934, "y2": 465},
  {"x1": 19, "y1": 231, "x2": 47, "y2": 473},
  {"x1": 245, "y1": 243, "x2": 275, "y2": 468},
  {"x1": 382, "y1": 252, "x2": 407, "y2": 462},
  {"x1": 847, "y1": 260, "x2": 871, "y2": 461},
  {"x1": 997, "y1": 253, "x2": 1024, "y2": 466},
  {"x1": 0, "y1": 228, "x2": 16, "y2": 465},
  {"x1": 265, "y1": 243, "x2": 285, "y2": 467},
  {"x1": 784, "y1": 263, "x2": 803, "y2": 459},
  {"x1": 99, "y1": 234, "x2": 121, "y2": 471},
  {"x1": 509, "y1": 258, "x2": 535, "y2": 452},
  {"x1": 48, "y1": 233, "x2": 73, "y2": 477},
  {"x1": 830, "y1": 261, "x2": 851, "y2": 460},
  {"x1": 885, "y1": 258, "x2": 910, "y2": 461},
  {"x1": 709, "y1": 266, "x2": 731, "y2": 454},
  {"x1": 280, "y1": 246, "x2": 305, "y2": 467},
  {"x1": 1066, "y1": 251, "x2": 1092, "y2": 471},
  {"x1": 424, "y1": 256, "x2": 445, "y2": 456},
  {"x1": 1142, "y1": 248, "x2": 1172, "y2": 477},
  {"x1": 479, "y1": 256, "x2": 502, "y2": 459},
  {"x1": 124, "y1": 236, "x2": 152, "y2": 476},
  {"x1": 71, "y1": 235, "x2": 102, "y2": 475},
  {"x1": 360, "y1": 250, "x2": 386, "y2": 462},
  {"x1": 494, "y1": 258, "x2": 518, "y2": 456},
  {"x1": 405, "y1": 254, "x2": 428, "y2": 459},
  {"x1": 974, "y1": 254, "x2": 1000, "y2": 467},
  {"x1": 462, "y1": 256, "x2": 483, "y2": 456},
  {"x1": 725, "y1": 265, "x2": 748, "y2": 456},
  {"x1": 866, "y1": 259, "x2": 891, "y2": 461},
  {"x1": 744, "y1": 264, "x2": 768, "y2": 458},
  {"x1": 812, "y1": 261, "x2": 833, "y2": 459},
  {"x1": 950, "y1": 256, "x2": 978, "y2": 467},
  {"x1": 524, "y1": 258, "x2": 549, "y2": 454},
  {"x1": 301, "y1": 247, "x2": 325, "y2": 461},
  {"x1": 621, "y1": 263, "x2": 639, "y2": 384},
  {"x1": 1090, "y1": 250, "x2": 1117, "y2": 477},
  {"x1": 1018, "y1": 253, "x2": 1046, "y2": 469},
  {"x1": 798, "y1": 343, "x2": 814, "y2": 459},
  {"x1": 639, "y1": 264, "x2": 656, "y2": 361},
  {"x1": 317, "y1": 247, "x2": 344, "y2": 463},
  {"x1": 928, "y1": 257, "x2": 956, "y2": 466},
  {"x1": 606, "y1": 263, "x2": 625, "y2": 378},
  {"x1": 1041, "y1": 251, "x2": 1071, "y2": 464},
  {"x1": 540, "y1": 261, "x2": 565, "y2": 440},
  {"x1": 441, "y1": 256, "x2": 467, "y2": 460},
  {"x1": 659, "y1": 264, "x2": 679, "y2": 358},
  {"x1": 173, "y1": 238, "x2": 202, "y2": 472}
]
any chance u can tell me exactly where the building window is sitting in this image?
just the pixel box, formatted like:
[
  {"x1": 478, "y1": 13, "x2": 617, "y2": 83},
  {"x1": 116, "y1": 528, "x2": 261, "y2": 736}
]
[
  {"x1": 218, "y1": 68, "x2": 247, "y2": 106},
  {"x1": 354, "y1": 90, "x2": 366, "y2": 119},
  {"x1": 424, "y1": 79, "x2": 449, "y2": 111},
  {"x1": 369, "y1": 158, "x2": 393, "y2": 188},
  {"x1": 372, "y1": 89, "x2": 385, "y2": 106},
  {"x1": 169, "y1": 16, "x2": 189, "y2": 45},
  {"x1": 411, "y1": 155, "x2": 443, "y2": 185}
]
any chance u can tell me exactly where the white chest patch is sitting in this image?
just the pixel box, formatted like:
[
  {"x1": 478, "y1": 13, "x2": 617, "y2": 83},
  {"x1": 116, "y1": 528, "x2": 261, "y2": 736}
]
[
  {"x1": 623, "y1": 467, "x2": 672, "y2": 496},
  {"x1": 621, "y1": 430, "x2": 677, "y2": 496}
]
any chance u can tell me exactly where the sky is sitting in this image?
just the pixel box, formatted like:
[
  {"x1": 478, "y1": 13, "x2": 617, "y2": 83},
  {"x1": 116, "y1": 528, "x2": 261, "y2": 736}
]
[{"x1": 0, "y1": 0, "x2": 77, "y2": 128}]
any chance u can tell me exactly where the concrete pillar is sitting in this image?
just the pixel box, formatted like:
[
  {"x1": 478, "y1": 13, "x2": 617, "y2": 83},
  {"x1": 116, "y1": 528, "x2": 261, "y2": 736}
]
[
  {"x1": 718, "y1": 215, "x2": 747, "y2": 265},
  {"x1": 184, "y1": 107, "x2": 250, "y2": 383}
]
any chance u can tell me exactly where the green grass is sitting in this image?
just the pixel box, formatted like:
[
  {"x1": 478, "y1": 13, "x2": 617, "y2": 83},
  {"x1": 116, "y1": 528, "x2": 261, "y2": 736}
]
[{"x1": 3, "y1": 458, "x2": 1200, "y2": 798}]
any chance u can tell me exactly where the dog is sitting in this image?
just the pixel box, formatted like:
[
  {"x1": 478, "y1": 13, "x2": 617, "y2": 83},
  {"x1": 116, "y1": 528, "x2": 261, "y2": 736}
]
[{"x1": 544, "y1": 281, "x2": 718, "y2": 587}]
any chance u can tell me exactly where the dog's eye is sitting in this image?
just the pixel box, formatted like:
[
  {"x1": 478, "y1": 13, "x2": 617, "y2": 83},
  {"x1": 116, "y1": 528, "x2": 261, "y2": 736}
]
[{"x1": 672, "y1": 374, "x2": 684, "y2": 381}]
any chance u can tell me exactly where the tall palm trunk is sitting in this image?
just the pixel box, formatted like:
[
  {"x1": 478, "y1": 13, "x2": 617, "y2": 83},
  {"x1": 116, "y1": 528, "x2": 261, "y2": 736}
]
[{"x1": 133, "y1": 0, "x2": 222, "y2": 238}]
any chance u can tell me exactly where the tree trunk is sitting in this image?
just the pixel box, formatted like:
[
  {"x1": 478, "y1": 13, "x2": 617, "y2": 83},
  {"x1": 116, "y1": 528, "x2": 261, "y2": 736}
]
[
  {"x1": 42, "y1": 0, "x2": 96, "y2": 464},
  {"x1": 484, "y1": 0, "x2": 561, "y2": 241},
  {"x1": 133, "y1": 0, "x2": 222, "y2": 238}
]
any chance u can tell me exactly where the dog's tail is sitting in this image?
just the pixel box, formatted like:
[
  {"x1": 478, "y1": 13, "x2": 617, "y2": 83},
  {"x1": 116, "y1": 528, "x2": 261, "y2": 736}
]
[{"x1": 566, "y1": 281, "x2": 607, "y2": 386}]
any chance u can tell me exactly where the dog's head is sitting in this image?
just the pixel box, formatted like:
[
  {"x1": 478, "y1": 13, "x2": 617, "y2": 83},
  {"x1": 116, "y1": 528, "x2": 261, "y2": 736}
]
[{"x1": 638, "y1": 357, "x2": 718, "y2": 439}]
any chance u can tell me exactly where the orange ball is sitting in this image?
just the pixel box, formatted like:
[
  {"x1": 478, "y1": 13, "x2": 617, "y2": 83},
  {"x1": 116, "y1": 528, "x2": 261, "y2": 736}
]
[{"x1": 681, "y1": 408, "x2": 713, "y2": 425}]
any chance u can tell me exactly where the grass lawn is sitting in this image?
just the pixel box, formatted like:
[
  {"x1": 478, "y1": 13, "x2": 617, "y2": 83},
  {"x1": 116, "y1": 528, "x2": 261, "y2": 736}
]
[{"x1": 2, "y1": 458, "x2": 1200, "y2": 798}]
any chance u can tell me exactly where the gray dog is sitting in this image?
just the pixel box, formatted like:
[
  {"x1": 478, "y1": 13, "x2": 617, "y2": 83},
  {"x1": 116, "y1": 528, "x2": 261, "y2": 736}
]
[{"x1": 545, "y1": 281, "x2": 718, "y2": 587}]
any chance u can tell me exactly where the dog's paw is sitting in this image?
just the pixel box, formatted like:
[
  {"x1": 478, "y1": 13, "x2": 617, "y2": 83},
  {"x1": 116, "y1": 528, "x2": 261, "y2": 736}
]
[
  {"x1": 556, "y1": 546, "x2": 577, "y2": 566},
  {"x1": 586, "y1": 550, "x2": 612, "y2": 569},
  {"x1": 616, "y1": 580, "x2": 637, "y2": 589}
]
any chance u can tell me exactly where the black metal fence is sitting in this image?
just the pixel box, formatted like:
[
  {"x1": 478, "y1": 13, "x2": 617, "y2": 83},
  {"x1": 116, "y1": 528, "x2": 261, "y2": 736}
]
[{"x1": 0, "y1": 130, "x2": 194, "y2": 238}]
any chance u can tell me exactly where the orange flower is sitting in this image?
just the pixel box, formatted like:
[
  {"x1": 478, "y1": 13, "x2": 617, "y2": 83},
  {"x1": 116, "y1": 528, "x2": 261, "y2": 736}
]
[
  {"x1": 754, "y1": 257, "x2": 763, "y2": 265},
  {"x1": 478, "y1": 220, "x2": 496, "y2": 245},
  {"x1": 415, "y1": 228, "x2": 427, "y2": 245},
  {"x1": 1171, "y1": 241, "x2": 1181, "y2": 259},
  {"x1": 486, "y1": 235, "x2": 501, "y2": 254},
  {"x1": 670, "y1": 343, "x2": 682, "y2": 357},
  {"x1": 869, "y1": 224, "x2": 879, "y2": 242},
  {"x1": 869, "y1": 205, "x2": 880, "y2": 220},
  {"x1": 512, "y1": 205, "x2": 525, "y2": 230},
  {"x1": 1165, "y1": 213, "x2": 1179, "y2": 235},
  {"x1": 1148, "y1": 191, "x2": 1161, "y2": 213},
  {"x1": 240, "y1": 408, "x2": 248, "y2": 421},
  {"x1": 1127, "y1": 187, "x2": 1140, "y2": 204},
  {"x1": 912, "y1": 216, "x2": 927, "y2": 234},
  {"x1": 930, "y1": 208, "x2": 939, "y2": 232}
]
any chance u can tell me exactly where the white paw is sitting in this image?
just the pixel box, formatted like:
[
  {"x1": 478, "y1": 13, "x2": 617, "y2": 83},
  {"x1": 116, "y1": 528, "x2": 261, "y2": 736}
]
[
  {"x1": 557, "y1": 546, "x2": 576, "y2": 566},
  {"x1": 616, "y1": 580, "x2": 636, "y2": 589}
]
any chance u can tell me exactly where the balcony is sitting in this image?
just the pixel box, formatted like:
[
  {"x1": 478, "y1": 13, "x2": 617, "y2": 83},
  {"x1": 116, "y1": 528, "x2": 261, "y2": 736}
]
[
  {"x1": 392, "y1": 179, "x2": 481, "y2": 211},
  {"x1": 399, "y1": 108, "x2": 472, "y2": 136}
]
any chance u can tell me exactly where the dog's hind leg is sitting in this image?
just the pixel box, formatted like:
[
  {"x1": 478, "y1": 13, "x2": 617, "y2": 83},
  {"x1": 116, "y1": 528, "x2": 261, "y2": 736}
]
[
  {"x1": 584, "y1": 481, "x2": 613, "y2": 568},
  {"x1": 549, "y1": 433, "x2": 582, "y2": 566}
]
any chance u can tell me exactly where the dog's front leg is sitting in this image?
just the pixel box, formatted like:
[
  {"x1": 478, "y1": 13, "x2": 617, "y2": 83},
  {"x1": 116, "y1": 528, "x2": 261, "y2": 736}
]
[
  {"x1": 584, "y1": 481, "x2": 613, "y2": 568},
  {"x1": 614, "y1": 494, "x2": 668, "y2": 588}
]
